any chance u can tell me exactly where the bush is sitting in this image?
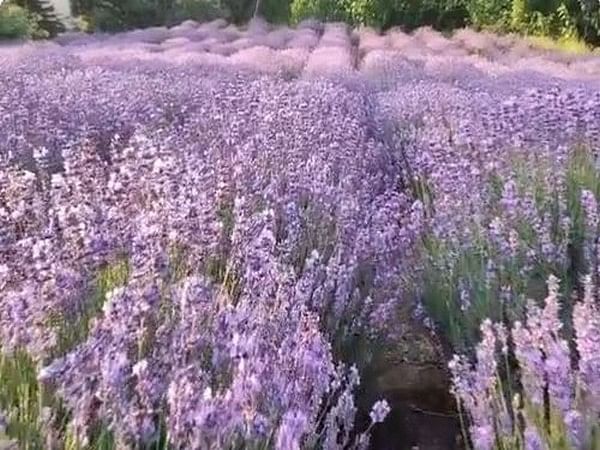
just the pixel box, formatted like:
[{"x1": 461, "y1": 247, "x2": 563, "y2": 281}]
[
  {"x1": 290, "y1": 0, "x2": 467, "y2": 30},
  {"x1": 257, "y1": 0, "x2": 292, "y2": 23},
  {"x1": 90, "y1": 0, "x2": 170, "y2": 31},
  {"x1": 464, "y1": 0, "x2": 511, "y2": 30},
  {"x1": 13, "y1": 0, "x2": 65, "y2": 37},
  {"x1": 450, "y1": 276, "x2": 600, "y2": 450},
  {"x1": 168, "y1": 0, "x2": 225, "y2": 23},
  {"x1": 85, "y1": 0, "x2": 288, "y2": 32},
  {"x1": 86, "y1": 0, "x2": 213, "y2": 32},
  {"x1": 464, "y1": 0, "x2": 582, "y2": 40},
  {"x1": 0, "y1": 4, "x2": 30, "y2": 39},
  {"x1": 290, "y1": 0, "x2": 350, "y2": 24},
  {"x1": 378, "y1": 0, "x2": 468, "y2": 30}
]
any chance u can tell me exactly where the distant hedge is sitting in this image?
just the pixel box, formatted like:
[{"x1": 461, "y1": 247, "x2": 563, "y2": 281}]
[
  {"x1": 4, "y1": 0, "x2": 599, "y2": 46},
  {"x1": 76, "y1": 0, "x2": 600, "y2": 46},
  {"x1": 0, "y1": 4, "x2": 30, "y2": 39},
  {"x1": 289, "y1": 0, "x2": 600, "y2": 45},
  {"x1": 0, "y1": 0, "x2": 64, "y2": 39}
]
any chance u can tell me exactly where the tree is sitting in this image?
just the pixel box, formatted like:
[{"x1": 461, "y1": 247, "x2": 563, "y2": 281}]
[{"x1": 13, "y1": 0, "x2": 65, "y2": 36}]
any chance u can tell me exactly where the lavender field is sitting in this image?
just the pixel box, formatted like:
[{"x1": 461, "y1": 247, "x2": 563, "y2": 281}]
[{"x1": 1, "y1": 18, "x2": 600, "y2": 450}]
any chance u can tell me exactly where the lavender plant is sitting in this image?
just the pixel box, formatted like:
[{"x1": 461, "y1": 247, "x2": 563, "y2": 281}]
[
  {"x1": 450, "y1": 274, "x2": 600, "y2": 450},
  {"x1": 0, "y1": 40, "x2": 407, "y2": 446}
]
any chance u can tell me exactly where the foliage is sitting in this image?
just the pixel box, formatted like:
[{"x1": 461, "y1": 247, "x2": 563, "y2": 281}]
[
  {"x1": 526, "y1": 34, "x2": 590, "y2": 53},
  {"x1": 464, "y1": 0, "x2": 511, "y2": 30},
  {"x1": 73, "y1": 0, "x2": 224, "y2": 31},
  {"x1": 0, "y1": 4, "x2": 30, "y2": 39},
  {"x1": 420, "y1": 146, "x2": 600, "y2": 353},
  {"x1": 12, "y1": 0, "x2": 65, "y2": 37},
  {"x1": 169, "y1": 0, "x2": 225, "y2": 23},
  {"x1": 291, "y1": 0, "x2": 599, "y2": 43},
  {"x1": 290, "y1": 0, "x2": 350, "y2": 24},
  {"x1": 464, "y1": 0, "x2": 587, "y2": 40},
  {"x1": 256, "y1": 0, "x2": 293, "y2": 23},
  {"x1": 290, "y1": 0, "x2": 467, "y2": 29},
  {"x1": 450, "y1": 276, "x2": 600, "y2": 450},
  {"x1": 89, "y1": 0, "x2": 175, "y2": 31},
  {"x1": 0, "y1": 1, "x2": 57, "y2": 39},
  {"x1": 376, "y1": 0, "x2": 467, "y2": 29},
  {"x1": 62, "y1": 0, "x2": 600, "y2": 45},
  {"x1": 74, "y1": 0, "x2": 290, "y2": 30}
]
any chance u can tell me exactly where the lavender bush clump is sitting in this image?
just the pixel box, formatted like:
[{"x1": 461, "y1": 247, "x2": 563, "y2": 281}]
[
  {"x1": 0, "y1": 25, "x2": 420, "y2": 446},
  {"x1": 2, "y1": 120, "x2": 394, "y2": 446},
  {"x1": 451, "y1": 274, "x2": 600, "y2": 449}
]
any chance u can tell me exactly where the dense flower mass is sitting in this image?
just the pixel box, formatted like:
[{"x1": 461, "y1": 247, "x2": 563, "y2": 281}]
[
  {"x1": 451, "y1": 275, "x2": 600, "y2": 449},
  {"x1": 1, "y1": 17, "x2": 600, "y2": 450}
]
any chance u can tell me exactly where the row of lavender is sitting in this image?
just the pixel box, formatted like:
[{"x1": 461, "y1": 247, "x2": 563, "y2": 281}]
[
  {"x1": 0, "y1": 58, "x2": 419, "y2": 448},
  {"x1": 1, "y1": 21, "x2": 600, "y2": 449},
  {"x1": 4, "y1": 19, "x2": 600, "y2": 85},
  {"x1": 372, "y1": 44, "x2": 600, "y2": 448}
]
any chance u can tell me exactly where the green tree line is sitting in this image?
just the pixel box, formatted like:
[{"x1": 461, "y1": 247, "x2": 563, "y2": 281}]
[
  {"x1": 0, "y1": 0, "x2": 64, "y2": 39},
  {"x1": 2, "y1": 0, "x2": 600, "y2": 46}
]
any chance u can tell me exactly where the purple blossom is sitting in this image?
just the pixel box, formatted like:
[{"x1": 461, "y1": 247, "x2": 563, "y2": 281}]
[
  {"x1": 581, "y1": 189, "x2": 598, "y2": 266},
  {"x1": 369, "y1": 399, "x2": 391, "y2": 424},
  {"x1": 275, "y1": 410, "x2": 308, "y2": 450},
  {"x1": 564, "y1": 409, "x2": 586, "y2": 450},
  {"x1": 524, "y1": 426, "x2": 546, "y2": 450},
  {"x1": 574, "y1": 275, "x2": 600, "y2": 413},
  {"x1": 471, "y1": 424, "x2": 494, "y2": 450}
]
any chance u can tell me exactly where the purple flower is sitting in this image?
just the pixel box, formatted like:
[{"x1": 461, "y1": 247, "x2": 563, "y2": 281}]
[
  {"x1": 574, "y1": 275, "x2": 600, "y2": 413},
  {"x1": 275, "y1": 410, "x2": 308, "y2": 450},
  {"x1": 581, "y1": 190, "x2": 598, "y2": 266},
  {"x1": 369, "y1": 399, "x2": 391, "y2": 424},
  {"x1": 564, "y1": 409, "x2": 586, "y2": 450},
  {"x1": 471, "y1": 424, "x2": 494, "y2": 450},
  {"x1": 524, "y1": 426, "x2": 546, "y2": 450},
  {"x1": 6, "y1": 18, "x2": 600, "y2": 450}
]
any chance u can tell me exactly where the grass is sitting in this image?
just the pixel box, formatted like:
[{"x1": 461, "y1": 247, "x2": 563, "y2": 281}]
[
  {"x1": 434, "y1": 145, "x2": 600, "y2": 449},
  {"x1": 421, "y1": 145, "x2": 600, "y2": 354},
  {"x1": 526, "y1": 35, "x2": 592, "y2": 54},
  {"x1": 0, "y1": 259, "x2": 130, "y2": 450},
  {"x1": 57, "y1": 258, "x2": 130, "y2": 354}
]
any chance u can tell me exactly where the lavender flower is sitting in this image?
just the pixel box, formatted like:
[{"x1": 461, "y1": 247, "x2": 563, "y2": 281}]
[
  {"x1": 369, "y1": 400, "x2": 391, "y2": 424},
  {"x1": 564, "y1": 409, "x2": 586, "y2": 450},
  {"x1": 275, "y1": 410, "x2": 308, "y2": 450},
  {"x1": 524, "y1": 426, "x2": 546, "y2": 450},
  {"x1": 574, "y1": 275, "x2": 600, "y2": 412},
  {"x1": 581, "y1": 190, "x2": 598, "y2": 266}
]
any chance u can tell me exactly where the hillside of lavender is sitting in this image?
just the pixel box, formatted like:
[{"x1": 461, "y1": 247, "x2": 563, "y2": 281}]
[{"x1": 2, "y1": 18, "x2": 600, "y2": 450}]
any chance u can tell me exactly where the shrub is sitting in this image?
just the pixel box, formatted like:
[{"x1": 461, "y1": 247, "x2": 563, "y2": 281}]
[
  {"x1": 464, "y1": 0, "x2": 511, "y2": 31},
  {"x1": 463, "y1": 0, "x2": 582, "y2": 40},
  {"x1": 450, "y1": 274, "x2": 600, "y2": 450},
  {"x1": 91, "y1": 0, "x2": 170, "y2": 31},
  {"x1": 290, "y1": 0, "x2": 349, "y2": 24},
  {"x1": 84, "y1": 0, "x2": 287, "y2": 32},
  {"x1": 379, "y1": 0, "x2": 468, "y2": 30},
  {"x1": 290, "y1": 0, "x2": 467, "y2": 29},
  {"x1": 0, "y1": 56, "x2": 410, "y2": 448},
  {"x1": 169, "y1": 0, "x2": 226, "y2": 23},
  {"x1": 257, "y1": 0, "x2": 292, "y2": 23},
  {"x1": 13, "y1": 0, "x2": 65, "y2": 37},
  {"x1": 0, "y1": 4, "x2": 30, "y2": 39},
  {"x1": 526, "y1": 34, "x2": 590, "y2": 54}
]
